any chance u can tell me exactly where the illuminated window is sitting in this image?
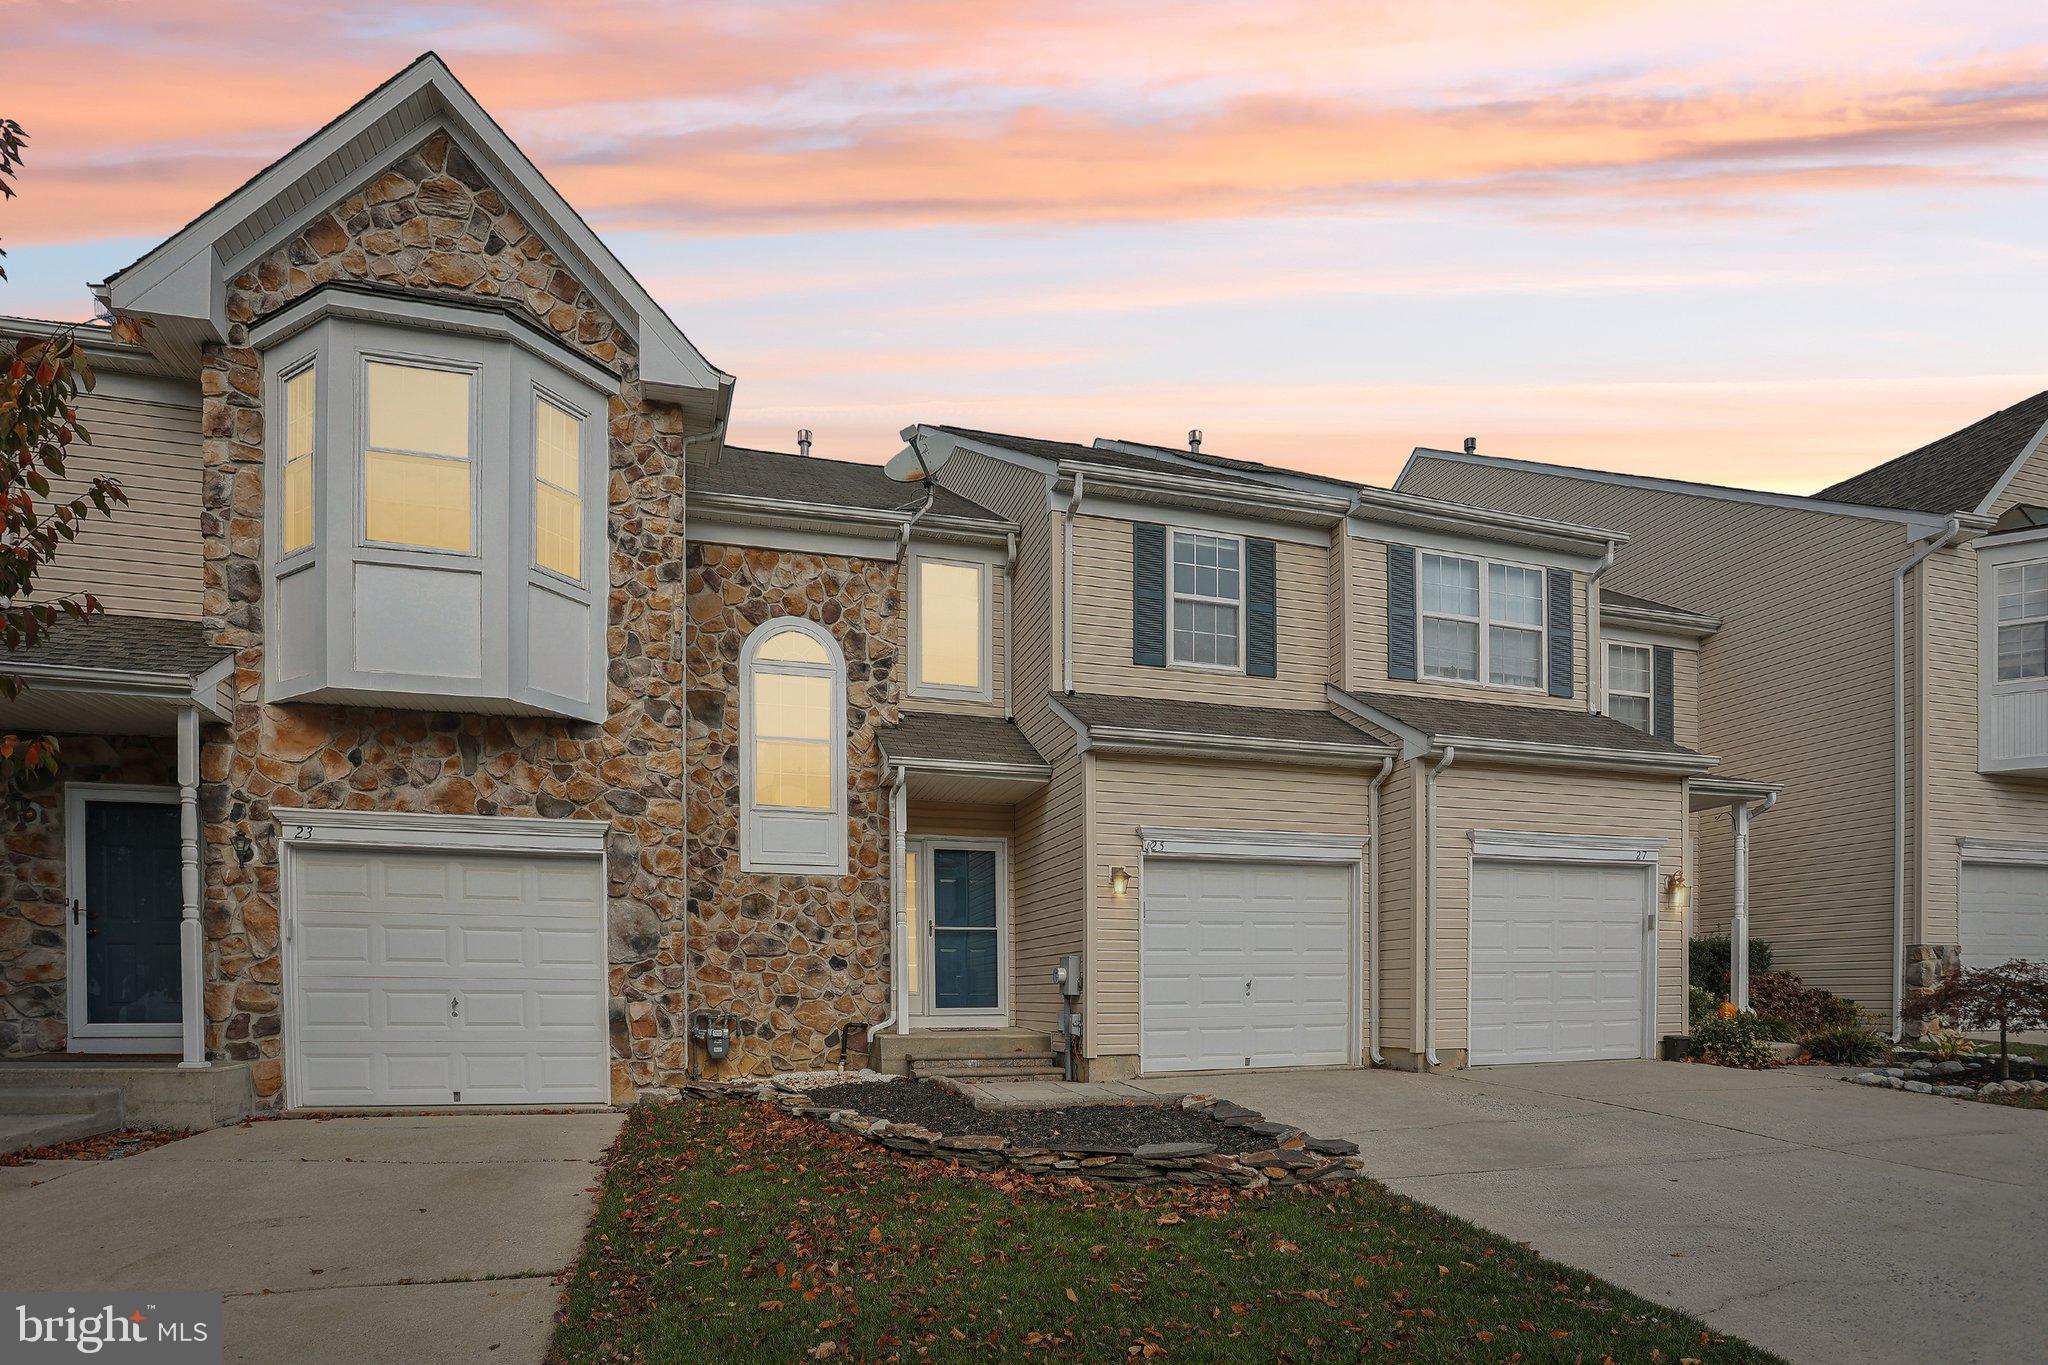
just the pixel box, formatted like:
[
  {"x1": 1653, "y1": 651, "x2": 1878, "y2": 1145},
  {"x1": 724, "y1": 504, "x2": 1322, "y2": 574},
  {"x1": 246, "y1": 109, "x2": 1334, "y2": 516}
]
[
  {"x1": 364, "y1": 361, "x2": 473, "y2": 552},
  {"x1": 741, "y1": 619, "x2": 847, "y2": 873},
  {"x1": 281, "y1": 364, "x2": 316, "y2": 554},
  {"x1": 912, "y1": 555, "x2": 988, "y2": 697},
  {"x1": 534, "y1": 395, "x2": 582, "y2": 580}
]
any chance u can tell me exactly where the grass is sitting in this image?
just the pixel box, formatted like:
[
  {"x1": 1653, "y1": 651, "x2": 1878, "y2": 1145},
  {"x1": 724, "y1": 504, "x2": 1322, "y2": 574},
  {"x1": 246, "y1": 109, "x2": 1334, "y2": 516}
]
[
  {"x1": 551, "y1": 1097, "x2": 1781, "y2": 1363},
  {"x1": 1965, "y1": 1039, "x2": 2048, "y2": 1062}
]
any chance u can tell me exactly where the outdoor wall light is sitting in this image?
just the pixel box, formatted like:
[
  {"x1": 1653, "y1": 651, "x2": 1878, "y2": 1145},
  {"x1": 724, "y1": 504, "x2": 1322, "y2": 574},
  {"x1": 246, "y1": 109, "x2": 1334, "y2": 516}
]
[
  {"x1": 1665, "y1": 872, "x2": 1690, "y2": 910},
  {"x1": 1109, "y1": 866, "x2": 1131, "y2": 897}
]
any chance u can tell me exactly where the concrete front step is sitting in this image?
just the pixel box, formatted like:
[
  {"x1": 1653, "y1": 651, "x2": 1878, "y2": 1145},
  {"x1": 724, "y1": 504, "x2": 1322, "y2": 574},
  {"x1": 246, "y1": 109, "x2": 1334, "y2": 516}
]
[
  {"x1": 0, "y1": 1061, "x2": 253, "y2": 1131},
  {"x1": 0, "y1": 1087, "x2": 123, "y2": 1156},
  {"x1": 871, "y1": 1028, "x2": 1058, "y2": 1075},
  {"x1": 912, "y1": 1057, "x2": 1066, "y2": 1081}
]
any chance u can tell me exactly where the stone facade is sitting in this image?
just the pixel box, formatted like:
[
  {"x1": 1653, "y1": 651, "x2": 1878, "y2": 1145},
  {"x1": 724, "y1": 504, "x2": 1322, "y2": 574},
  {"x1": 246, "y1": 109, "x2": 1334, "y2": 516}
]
[
  {"x1": 0, "y1": 736, "x2": 176, "y2": 1056},
  {"x1": 190, "y1": 131, "x2": 694, "y2": 1104},
  {"x1": 1902, "y1": 942, "x2": 1963, "y2": 1038},
  {"x1": 685, "y1": 543, "x2": 899, "y2": 1076}
]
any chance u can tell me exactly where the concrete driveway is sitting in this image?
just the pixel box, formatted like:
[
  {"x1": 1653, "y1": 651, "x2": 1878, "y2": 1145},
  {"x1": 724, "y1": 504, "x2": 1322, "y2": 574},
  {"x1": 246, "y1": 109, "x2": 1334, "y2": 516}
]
[
  {"x1": 1, "y1": 1111, "x2": 623, "y2": 1364},
  {"x1": 1144, "y1": 1061, "x2": 2047, "y2": 1365}
]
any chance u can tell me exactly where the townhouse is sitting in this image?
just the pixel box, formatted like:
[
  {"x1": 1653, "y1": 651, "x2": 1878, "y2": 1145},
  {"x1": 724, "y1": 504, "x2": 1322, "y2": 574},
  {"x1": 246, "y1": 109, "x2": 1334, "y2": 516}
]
[{"x1": 1400, "y1": 397, "x2": 2048, "y2": 1034}]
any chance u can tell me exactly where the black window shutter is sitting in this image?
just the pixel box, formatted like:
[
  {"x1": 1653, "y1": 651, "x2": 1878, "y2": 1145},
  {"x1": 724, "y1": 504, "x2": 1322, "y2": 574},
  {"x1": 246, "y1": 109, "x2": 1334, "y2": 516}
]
[
  {"x1": 1245, "y1": 538, "x2": 1277, "y2": 678},
  {"x1": 1546, "y1": 568, "x2": 1575, "y2": 698},
  {"x1": 1387, "y1": 545, "x2": 1417, "y2": 681},
  {"x1": 1132, "y1": 522, "x2": 1166, "y2": 667},
  {"x1": 1653, "y1": 646, "x2": 1676, "y2": 741}
]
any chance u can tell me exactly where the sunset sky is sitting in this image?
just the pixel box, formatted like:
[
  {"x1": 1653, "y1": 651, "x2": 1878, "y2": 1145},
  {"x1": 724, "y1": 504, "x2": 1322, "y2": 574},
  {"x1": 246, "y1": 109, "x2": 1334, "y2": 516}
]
[{"x1": 5, "y1": 1, "x2": 2048, "y2": 490}]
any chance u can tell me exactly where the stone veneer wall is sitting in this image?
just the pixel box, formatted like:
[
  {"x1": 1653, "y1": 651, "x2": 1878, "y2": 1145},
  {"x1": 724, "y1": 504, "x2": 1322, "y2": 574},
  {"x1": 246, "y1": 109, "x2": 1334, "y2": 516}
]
[
  {"x1": 1, "y1": 736, "x2": 176, "y2": 1056},
  {"x1": 191, "y1": 131, "x2": 693, "y2": 1104},
  {"x1": 686, "y1": 543, "x2": 898, "y2": 1076}
]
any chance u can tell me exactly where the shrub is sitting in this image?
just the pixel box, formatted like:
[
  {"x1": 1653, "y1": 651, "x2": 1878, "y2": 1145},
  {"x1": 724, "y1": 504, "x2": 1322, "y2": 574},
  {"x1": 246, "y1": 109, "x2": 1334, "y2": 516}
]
[
  {"x1": 1687, "y1": 986, "x2": 1719, "y2": 1031},
  {"x1": 1920, "y1": 1025, "x2": 1975, "y2": 1062},
  {"x1": 1749, "y1": 971, "x2": 1861, "y2": 1036},
  {"x1": 1753, "y1": 1015, "x2": 1801, "y2": 1043},
  {"x1": 1907, "y1": 959, "x2": 2048, "y2": 1080},
  {"x1": 1804, "y1": 1026, "x2": 1882, "y2": 1066},
  {"x1": 1692, "y1": 1012, "x2": 1778, "y2": 1069},
  {"x1": 1690, "y1": 935, "x2": 1773, "y2": 999}
]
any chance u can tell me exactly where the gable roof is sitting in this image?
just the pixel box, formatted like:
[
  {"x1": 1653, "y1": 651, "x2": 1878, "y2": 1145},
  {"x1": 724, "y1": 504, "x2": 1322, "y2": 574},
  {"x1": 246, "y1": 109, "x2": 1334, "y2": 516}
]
[
  {"x1": 696, "y1": 447, "x2": 1003, "y2": 522},
  {"x1": 934, "y1": 426, "x2": 1275, "y2": 490},
  {"x1": 97, "y1": 52, "x2": 730, "y2": 430},
  {"x1": 1814, "y1": 390, "x2": 2048, "y2": 515}
]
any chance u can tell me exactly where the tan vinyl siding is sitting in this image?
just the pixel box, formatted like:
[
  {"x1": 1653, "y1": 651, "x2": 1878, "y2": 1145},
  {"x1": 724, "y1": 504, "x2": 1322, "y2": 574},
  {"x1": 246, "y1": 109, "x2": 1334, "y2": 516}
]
[
  {"x1": 895, "y1": 556, "x2": 1007, "y2": 718},
  {"x1": 1086, "y1": 755, "x2": 1373, "y2": 1060},
  {"x1": 1432, "y1": 762, "x2": 1688, "y2": 1049},
  {"x1": 1328, "y1": 531, "x2": 1350, "y2": 685},
  {"x1": 1918, "y1": 546, "x2": 2048, "y2": 950},
  {"x1": 1402, "y1": 458, "x2": 1913, "y2": 1007},
  {"x1": 1068, "y1": 513, "x2": 1332, "y2": 707},
  {"x1": 1008, "y1": 734, "x2": 1086, "y2": 1033},
  {"x1": 1671, "y1": 646, "x2": 1701, "y2": 751},
  {"x1": 33, "y1": 390, "x2": 203, "y2": 619},
  {"x1": 908, "y1": 802, "x2": 1016, "y2": 839},
  {"x1": 1988, "y1": 439, "x2": 2048, "y2": 516},
  {"x1": 1375, "y1": 760, "x2": 1418, "y2": 1052},
  {"x1": 1347, "y1": 532, "x2": 1588, "y2": 711}
]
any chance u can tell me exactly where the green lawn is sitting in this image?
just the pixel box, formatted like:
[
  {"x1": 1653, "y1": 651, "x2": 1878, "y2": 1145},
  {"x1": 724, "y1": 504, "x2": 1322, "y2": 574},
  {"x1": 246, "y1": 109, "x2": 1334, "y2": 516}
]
[
  {"x1": 551, "y1": 1097, "x2": 1780, "y2": 1362},
  {"x1": 1968, "y1": 1039, "x2": 2048, "y2": 1062}
]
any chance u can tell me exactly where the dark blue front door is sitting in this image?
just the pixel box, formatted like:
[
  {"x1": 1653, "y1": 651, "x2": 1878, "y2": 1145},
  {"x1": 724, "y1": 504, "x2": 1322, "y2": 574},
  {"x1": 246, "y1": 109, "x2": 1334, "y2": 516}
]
[
  {"x1": 83, "y1": 800, "x2": 182, "y2": 1026},
  {"x1": 931, "y1": 848, "x2": 999, "y2": 1012}
]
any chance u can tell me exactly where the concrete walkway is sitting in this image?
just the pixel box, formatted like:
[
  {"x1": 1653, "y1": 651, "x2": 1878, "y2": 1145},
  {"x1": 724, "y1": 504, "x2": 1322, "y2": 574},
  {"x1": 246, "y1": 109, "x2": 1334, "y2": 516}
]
[
  {"x1": 1142, "y1": 1061, "x2": 2047, "y2": 1365},
  {"x1": 1, "y1": 1111, "x2": 623, "y2": 1364}
]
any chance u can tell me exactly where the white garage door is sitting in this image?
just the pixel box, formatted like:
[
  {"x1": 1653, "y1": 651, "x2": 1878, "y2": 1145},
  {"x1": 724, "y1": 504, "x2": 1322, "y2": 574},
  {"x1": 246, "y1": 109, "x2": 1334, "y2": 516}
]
[
  {"x1": 1470, "y1": 859, "x2": 1649, "y2": 1065},
  {"x1": 1961, "y1": 861, "x2": 2048, "y2": 969},
  {"x1": 290, "y1": 847, "x2": 609, "y2": 1107},
  {"x1": 1142, "y1": 859, "x2": 1352, "y2": 1073}
]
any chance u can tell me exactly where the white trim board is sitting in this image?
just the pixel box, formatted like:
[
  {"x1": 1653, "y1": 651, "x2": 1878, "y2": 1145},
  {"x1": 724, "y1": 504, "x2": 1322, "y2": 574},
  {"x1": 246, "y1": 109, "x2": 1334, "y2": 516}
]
[
  {"x1": 1138, "y1": 826, "x2": 1368, "y2": 863},
  {"x1": 1958, "y1": 837, "x2": 2048, "y2": 867},
  {"x1": 275, "y1": 806, "x2": 610, "y2": 856},
  {"x1": 1467, "y1": 829, "x2": 1668, "y2": 864}
]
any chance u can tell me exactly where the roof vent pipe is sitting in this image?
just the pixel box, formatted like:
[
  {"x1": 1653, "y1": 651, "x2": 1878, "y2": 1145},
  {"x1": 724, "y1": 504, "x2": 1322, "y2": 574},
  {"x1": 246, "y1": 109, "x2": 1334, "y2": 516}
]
[
  {"x1": 1463, "y1": 436, "x2": 1478, "y2": 455},
  {"x1": 797, "y1": 428, "x2": 813, "y2": 458},
  {"x1": 1188, "y1": 429, "x2": 1202, "y2": 454}
]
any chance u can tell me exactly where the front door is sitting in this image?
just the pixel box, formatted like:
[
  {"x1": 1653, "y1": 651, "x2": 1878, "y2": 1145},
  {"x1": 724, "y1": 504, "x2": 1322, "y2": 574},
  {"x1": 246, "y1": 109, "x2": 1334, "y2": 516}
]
[
  {"x1": 909, "y1": 839, "x2": 1007, "y2": 1026},
  {"x1": 66, "y1": 787, "x2": 182, "y2": 1050}
]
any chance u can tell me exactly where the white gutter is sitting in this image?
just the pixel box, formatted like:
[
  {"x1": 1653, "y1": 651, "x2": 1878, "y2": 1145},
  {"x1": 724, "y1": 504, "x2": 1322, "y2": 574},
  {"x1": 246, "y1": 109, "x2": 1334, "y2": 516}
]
[
  {"x1": 1586, "y1": 539, "x2": 1618, "y2": 713},
  {"x1": 1366, "y1": 756, "x2": 1394, "y2": 1065},
  {"x1": 1062, "y1": 471, "x2": 1083, "y2": 693},
  {"x1": 1423, "y1": 746, "x2": 1456, "y2": 1068},
  {"x1": 1004, "y1": 531, "x2": 1017, "y2": 718},
  {"x1": 1892, "y1": 514, "x2": 1964, "y2": 1041}
]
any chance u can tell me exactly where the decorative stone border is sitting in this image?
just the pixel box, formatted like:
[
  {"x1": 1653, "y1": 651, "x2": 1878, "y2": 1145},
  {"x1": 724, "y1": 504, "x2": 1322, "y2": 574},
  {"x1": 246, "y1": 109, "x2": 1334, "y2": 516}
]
[
  {"x1": 677, "y1": 1077, "x2": 1366, "y2": 1190},
  {"x1": 1844, "y1": 1049, "x2": 2044, "y2": 1100}
]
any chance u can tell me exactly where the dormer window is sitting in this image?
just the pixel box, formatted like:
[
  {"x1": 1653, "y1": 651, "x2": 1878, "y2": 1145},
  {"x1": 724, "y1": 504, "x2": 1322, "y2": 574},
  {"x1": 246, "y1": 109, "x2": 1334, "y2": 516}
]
[{"x1": 253, "y1": 287, "x2": 614, "y2": 721}]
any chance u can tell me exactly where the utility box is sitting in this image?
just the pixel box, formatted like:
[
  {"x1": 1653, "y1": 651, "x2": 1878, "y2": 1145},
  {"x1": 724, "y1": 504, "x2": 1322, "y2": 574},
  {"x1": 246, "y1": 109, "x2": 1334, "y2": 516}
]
[{"x1": 1053, "y1": 953, "x2": 1084, "y2": 998}]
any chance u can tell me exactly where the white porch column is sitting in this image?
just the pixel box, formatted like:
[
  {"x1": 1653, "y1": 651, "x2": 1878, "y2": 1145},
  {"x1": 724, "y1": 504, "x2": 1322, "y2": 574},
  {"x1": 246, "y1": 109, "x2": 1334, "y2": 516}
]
[
  {"x1": 1731, "y1": 802, "x2": 1752, "y2": 1013},
  {"x1": 176, "y1": 705, "x2": 209, "y2": 1070}
]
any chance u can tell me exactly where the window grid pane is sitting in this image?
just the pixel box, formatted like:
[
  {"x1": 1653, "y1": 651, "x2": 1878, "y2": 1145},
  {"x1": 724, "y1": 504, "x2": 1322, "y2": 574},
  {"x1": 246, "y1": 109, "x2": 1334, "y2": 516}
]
[
  {"x1": 1489, "y1": 563, "x2": 1545, "y2": 627},
  {"x1": 1999, "y1": 621, "x2": 2048, "y2": 681},
  {"x1": 757, "y1": 630, "x2": 829, "y2": 664},
  {"x1": 364, "y1": 449, "x2": 472, "y2": 552},
  {"x1": 1612, "y1": 693, "x2": 1653, "y2": 733},
  {"x1": 1422, "y1": 617, "x2": 1478, "y2": 680},
  {"x1": 753, "y1": 672, "x2": 831, "y2": 741},
  {"x1": 1421, "y1": 554, "x2": 1480, "y2": 618},
  {"x1": 536, "y1": 483, "x2": 580, "y2": 579},
  {"x1": 918, "y1": 560, "x2": 984, "y2": 689},
  {"x1": 1169, "y1": 532, "x2": 1243, "y2": 666},
  {"x1": 753, "y1": 738, "x2": 830, "y2": 809},
  {"x1": 282, "y1": 368, "x2": 316, "y2": 553},
  {"x1": 367, "y1": 362, "x2": 470, "y2": 459},
  {"x1": 1608, "y1": 644, "x2": 1651, "y2": 694},
  {"x1": 1489, "y1": 624, "x2": 1542, "y2": 688}
]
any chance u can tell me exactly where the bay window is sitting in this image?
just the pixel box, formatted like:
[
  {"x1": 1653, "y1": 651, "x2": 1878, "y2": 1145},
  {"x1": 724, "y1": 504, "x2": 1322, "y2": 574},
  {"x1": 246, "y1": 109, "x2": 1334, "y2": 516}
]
[
  {"x1": 1420, "y1": 551, "x2": 1547, "y2": 690},
  {"x1": 1997, "y1": 561, "x2": 2048, "y2": 682}
]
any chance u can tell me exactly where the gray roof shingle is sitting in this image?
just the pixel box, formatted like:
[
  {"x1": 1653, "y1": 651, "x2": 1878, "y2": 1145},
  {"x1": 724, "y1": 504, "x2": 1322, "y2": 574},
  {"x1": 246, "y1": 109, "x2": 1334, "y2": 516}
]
[
  {"x1": 696, "y1": 446, "x2": 1004, "y2": 522},
  {"x1": 1816, "y1": 391, "x2": 2048, "y2": 514},
  {"x1": 1334, "y1": 688, "x2": 1700, "y2": 758},
  {"x1": 5, "y1": 614, "x2": 230, "y2": 678},
  {"x1": 1056, "y1": 693, "x2": 1390, "y2": 751},
  {"x1": 879, "y1": 713, "x2": 1048, "y2": 770},
  {"x1": 937, "y1": 427, "x2": 1278, "y2": 492}
]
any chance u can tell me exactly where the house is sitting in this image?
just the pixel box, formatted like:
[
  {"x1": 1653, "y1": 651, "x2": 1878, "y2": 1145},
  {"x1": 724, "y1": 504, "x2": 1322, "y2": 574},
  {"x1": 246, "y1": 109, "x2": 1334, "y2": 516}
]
[
  {"x1": 1399, "y1": 395, "x2": 2048, "y2": 1035},
  {"x1": 2, "y1": 53, "x2": 1792, "y2": 1121}
]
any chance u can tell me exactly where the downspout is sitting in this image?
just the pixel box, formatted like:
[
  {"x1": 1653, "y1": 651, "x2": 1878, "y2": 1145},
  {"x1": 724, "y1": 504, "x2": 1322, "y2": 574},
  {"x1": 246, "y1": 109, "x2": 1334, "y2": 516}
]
[
  {"x1": 1891, "y1": 515, "x2": 1962, "y2": 1041},
  {"x1": 1062, "y1": 472, "x2": 1083, "y2": 693},
  {"x1": 873, "y1": 763, "x2": 907, "y2": 1047},
  {"x1": 1365, "y1": 756, "x2": 1394, "y2": 1066},
  {"x1": 1423, "y1": 745, "x2": 1457, "y2": 1068},
  {"x1": 1586, "y1": 538, "x2": 1617, "y2": 713},
  {"x1": 676, "y1": 419, "x2": 723, "y2": 1079},
  {"x1": 1004, "y1": 531, "x2": 1017, "y2": 719}
]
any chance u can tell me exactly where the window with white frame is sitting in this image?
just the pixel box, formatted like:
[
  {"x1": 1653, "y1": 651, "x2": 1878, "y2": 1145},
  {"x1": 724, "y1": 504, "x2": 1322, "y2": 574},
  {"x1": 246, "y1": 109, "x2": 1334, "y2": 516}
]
[
  {"x1": 1997, "y1": 560, "x2": 2048, "y2": 681},
  {"x1": 911, "y1": 554, "x2": 988, "y2": 698},
  {"x1": 533, "y1": 393, "x2": 583, "y2": 580},
  {"x1": 1605, "y1": 642, "x2": 1653, "y2": 732},
  {"x1": 363, "y1": 359, "x2": 474, "y2": 553},
  {"x1": 741, "y1": 618, "x2": 847, "y2": 873},
  {"x1": 1419, "y1": 552, "x2": 1546, "y2": 689},
  {"x1": 280, "y1": 363, "x2": 316, "y2": 555},
  {"x1": 1170, "y1": 529, "x2": 1243, "y2": 669}
]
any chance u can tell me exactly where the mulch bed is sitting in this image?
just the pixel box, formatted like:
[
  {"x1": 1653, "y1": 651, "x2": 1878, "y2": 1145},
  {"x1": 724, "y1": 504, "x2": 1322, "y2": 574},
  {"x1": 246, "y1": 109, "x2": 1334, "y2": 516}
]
[
  {"x1": 804, "y1": 1079, "x2": 1271, "y2": 1154},
  {"x1": 0, "y1": 1128, "x2": 190, "y2": 1166}
]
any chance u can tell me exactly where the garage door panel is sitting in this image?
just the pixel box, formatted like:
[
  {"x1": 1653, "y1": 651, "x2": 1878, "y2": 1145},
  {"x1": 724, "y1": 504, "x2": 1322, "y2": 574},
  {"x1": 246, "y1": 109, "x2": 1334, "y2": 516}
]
[
  {"x1": 1961, "y1": 863, "x2": 2048, "y2": 968},
  {"x1": 292, "y1": 847, "x2": 607, "y2": 1107},
  {"x1": 1471, "y1": 858, "x2": 1648, "y2": 1066},
  {"x1": 1143, "y1": 858, "x2": 1353, "y2": 1074}
]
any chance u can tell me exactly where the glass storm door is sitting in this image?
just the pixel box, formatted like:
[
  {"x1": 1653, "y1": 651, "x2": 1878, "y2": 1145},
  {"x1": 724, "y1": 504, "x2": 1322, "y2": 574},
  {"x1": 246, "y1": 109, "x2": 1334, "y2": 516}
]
[
  {"x1": 928, "y1": 847, "x2": 1001, "y2": 1016},
  {"x1": 72, "y1": 796, "x2": 182, "y2": 1044}
]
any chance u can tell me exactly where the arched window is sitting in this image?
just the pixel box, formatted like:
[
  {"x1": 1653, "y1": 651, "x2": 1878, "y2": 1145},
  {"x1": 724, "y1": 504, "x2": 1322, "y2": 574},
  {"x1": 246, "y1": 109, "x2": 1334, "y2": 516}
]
[{"x1": 740, "y1": 618, "x2": 847, "y2": 873}]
